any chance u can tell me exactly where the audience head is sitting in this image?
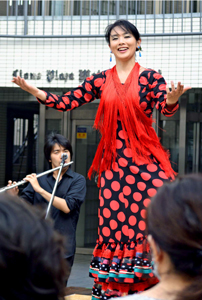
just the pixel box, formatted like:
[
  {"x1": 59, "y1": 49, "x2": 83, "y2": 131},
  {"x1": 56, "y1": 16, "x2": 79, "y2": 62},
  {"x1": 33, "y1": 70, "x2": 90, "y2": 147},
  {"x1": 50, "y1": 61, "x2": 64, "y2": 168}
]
[
  {"x1": 0, "y1": 194, "x2": 68, "y2": 300},
  {"x1": 147, "y1": 174, "x2": 202, "y2": 300}
]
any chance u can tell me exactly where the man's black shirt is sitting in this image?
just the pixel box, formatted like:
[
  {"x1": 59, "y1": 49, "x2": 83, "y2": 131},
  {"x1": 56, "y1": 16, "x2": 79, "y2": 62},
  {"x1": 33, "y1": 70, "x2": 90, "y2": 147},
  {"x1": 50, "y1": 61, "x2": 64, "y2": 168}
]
[{"x1": 20, "y1": 167, "x2": 86, "y2": 258}]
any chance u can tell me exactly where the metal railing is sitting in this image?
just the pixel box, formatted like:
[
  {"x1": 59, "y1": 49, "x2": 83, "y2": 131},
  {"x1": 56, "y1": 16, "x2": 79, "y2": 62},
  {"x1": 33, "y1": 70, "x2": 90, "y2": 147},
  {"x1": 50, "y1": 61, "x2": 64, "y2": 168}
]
[{"x1": 0, "y1": 0, "x2": 201, "y2": 37}]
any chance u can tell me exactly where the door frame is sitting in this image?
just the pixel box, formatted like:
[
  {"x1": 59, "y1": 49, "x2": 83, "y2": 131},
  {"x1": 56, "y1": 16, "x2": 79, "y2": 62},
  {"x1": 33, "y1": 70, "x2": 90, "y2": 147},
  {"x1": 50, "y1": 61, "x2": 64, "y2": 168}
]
[{"x1": 71, "y1": 119, "x2": 95, "y2": 172}]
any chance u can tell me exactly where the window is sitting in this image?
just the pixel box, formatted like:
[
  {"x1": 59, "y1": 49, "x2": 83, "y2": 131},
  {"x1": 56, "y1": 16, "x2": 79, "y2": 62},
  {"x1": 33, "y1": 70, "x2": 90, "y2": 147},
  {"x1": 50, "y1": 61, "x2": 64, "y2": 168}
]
[
  {"x1": 0, "y1": 0, "x2": 200, "y2": 18},
  {"x1": 28, "y1": 1, "x2": 42, "y2": 16},
  {"x1": 0, "y1": 1, "x2": 7, "y2": 16}
]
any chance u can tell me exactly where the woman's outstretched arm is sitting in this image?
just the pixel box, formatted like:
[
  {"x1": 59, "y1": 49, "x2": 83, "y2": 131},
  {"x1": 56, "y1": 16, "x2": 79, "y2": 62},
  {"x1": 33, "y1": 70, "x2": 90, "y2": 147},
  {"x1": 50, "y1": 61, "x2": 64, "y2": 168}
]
[
  {"x1": 12, "y1": 76, "x2": 47, "y2": 101},
  {"x1": 12, "y1": 72, "x2": 106, "y2": 111}
]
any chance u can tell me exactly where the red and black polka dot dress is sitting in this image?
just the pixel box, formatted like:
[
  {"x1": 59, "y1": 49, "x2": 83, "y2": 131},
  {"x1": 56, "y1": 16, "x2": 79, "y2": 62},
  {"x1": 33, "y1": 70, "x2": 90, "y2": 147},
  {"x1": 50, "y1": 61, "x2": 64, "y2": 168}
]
[{"x1": 37, "y1": 68, "x2": 179, "y2": 299}]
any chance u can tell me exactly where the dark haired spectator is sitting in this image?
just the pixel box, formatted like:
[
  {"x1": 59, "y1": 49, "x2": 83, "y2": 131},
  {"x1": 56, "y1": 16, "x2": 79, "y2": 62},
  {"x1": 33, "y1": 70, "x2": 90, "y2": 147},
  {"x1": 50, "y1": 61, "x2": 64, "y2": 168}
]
[
  {"x1": 0, "y1": 193, "x2": 67, "y2": 300},
  {"x1": 7, "y1": 133, "x2": 86, "y2": 277},
  {"x1": 117, "y1": 173, "x2": 202, "y2": 300}
]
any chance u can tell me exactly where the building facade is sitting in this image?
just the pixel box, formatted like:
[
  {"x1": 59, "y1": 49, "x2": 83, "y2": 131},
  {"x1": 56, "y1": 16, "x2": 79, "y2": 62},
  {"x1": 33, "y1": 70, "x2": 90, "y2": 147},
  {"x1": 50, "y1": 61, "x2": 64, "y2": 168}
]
[{"x1": 0, "y1": 0, "x2": 202, "y2": 247}]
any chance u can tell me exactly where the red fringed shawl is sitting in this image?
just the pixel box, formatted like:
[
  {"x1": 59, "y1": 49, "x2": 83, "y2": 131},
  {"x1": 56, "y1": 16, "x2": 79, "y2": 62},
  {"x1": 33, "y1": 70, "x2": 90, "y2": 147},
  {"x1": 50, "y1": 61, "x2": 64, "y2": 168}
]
[{"x1": 88, "y1": 63, "x2": 176, "y2": 185}]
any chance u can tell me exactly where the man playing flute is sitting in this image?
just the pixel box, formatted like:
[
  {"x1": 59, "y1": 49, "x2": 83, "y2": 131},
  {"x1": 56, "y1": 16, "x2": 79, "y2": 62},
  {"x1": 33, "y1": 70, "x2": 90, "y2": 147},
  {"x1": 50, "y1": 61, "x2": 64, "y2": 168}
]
[{"x1": 7, "y1": 133, "x2": 86, "y2": 280}]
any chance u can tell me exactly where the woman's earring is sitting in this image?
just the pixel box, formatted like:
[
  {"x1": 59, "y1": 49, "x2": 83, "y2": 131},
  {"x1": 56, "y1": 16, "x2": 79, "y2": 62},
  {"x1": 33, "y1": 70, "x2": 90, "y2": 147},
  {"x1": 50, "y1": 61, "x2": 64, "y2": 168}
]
[
  {"x1": 138, "y1": 46, "x2": 142, "y2": 57},
  {"x1": 110, "y1": 50, "x2": 112, "y2": 62}
]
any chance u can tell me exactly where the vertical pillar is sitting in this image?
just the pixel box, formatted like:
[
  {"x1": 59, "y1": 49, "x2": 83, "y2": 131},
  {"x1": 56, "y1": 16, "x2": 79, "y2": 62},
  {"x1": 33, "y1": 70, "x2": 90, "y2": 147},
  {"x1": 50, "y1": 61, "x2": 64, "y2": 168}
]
[
  {"x1": 178, "y1": 96, "x2": 187, "y2": 175},
  {"x1": 38, "y1": 105, "x2": 45, "y2": 173}
]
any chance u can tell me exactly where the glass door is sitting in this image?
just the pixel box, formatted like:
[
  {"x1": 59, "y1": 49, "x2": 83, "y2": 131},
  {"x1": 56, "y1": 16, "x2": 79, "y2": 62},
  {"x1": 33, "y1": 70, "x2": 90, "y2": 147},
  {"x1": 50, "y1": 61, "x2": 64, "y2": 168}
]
[
  {"x1": 186, "y1": 121, "x2": 202, "y2": 174},
  {"x1": 186, "y1": 89, "x2": 202, "y2": 173},
  {"x1": 72, "y1": 120, "x2": 100, "y2": 248}
]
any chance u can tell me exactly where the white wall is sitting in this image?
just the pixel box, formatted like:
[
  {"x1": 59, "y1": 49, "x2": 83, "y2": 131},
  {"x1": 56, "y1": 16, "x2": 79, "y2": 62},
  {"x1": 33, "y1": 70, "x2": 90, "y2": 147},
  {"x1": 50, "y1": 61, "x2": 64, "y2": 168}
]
[{"x1": 0, "y1": 17, "x2": 201, "y2": 89}]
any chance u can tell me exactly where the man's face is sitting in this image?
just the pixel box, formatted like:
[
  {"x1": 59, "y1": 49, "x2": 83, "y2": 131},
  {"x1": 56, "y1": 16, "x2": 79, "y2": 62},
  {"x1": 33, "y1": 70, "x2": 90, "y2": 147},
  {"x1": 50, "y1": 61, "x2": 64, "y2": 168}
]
[{"x1": 49, "y1": 143, "x2": 71, "y2": 168}]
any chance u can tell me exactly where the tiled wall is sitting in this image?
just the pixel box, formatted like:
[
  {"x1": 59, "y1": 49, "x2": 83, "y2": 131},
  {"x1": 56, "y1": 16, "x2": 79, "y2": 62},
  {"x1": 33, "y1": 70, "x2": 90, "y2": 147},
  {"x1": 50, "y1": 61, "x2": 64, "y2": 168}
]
[{"x1": 0, "y1": 37, "x2": 201, "y2": 89}]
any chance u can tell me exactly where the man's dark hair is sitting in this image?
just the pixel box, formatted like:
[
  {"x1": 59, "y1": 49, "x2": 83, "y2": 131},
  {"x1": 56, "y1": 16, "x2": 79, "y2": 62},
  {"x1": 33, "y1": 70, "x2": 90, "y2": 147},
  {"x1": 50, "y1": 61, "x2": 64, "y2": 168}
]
[
  {"x1": 44, "y1": 133, "x2": 73, "y2": 162},
  {"x1": 0, "y1": 194, "x2": 68, "y2": 300},
  {"x1": 105, "y1": 19, "x2": 140, "y2": 49}
]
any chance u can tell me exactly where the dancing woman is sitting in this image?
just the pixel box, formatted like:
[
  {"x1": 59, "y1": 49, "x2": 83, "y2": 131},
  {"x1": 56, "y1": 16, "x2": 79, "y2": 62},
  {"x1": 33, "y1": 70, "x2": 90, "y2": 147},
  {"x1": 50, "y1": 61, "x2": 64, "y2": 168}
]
[{"x1": 12, "y1": 19, "x2": 191, "y2": 299}]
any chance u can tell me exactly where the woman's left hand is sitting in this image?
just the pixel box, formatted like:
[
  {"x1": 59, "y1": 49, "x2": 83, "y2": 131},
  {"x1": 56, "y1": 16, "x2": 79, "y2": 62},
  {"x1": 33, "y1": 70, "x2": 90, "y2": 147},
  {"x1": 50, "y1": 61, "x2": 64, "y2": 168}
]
[{"x1": 166, "y1": 81, "x2": 191, "y2": 105}]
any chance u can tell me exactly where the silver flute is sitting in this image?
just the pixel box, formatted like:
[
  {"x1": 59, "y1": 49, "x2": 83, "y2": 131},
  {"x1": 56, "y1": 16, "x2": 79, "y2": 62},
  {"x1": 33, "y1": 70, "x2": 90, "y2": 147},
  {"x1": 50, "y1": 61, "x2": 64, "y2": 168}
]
[{"x1": 0, "y1": 161, "x2": 73, "y2": 193}]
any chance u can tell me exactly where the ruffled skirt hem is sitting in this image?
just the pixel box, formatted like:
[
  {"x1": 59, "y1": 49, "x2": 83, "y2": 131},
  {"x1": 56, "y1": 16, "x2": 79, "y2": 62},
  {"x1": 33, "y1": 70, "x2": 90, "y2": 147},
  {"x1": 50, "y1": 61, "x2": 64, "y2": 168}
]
[{"x1": 89, "y1": 237, "x2": 158, "y2": 299}]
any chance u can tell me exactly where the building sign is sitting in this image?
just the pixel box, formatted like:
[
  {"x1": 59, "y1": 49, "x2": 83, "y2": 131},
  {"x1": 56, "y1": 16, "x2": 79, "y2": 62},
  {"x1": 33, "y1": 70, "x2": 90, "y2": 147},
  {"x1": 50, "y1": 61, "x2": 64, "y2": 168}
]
[
  {"x1": 12, "y1": 69, "x2": 100, "y2": 83},
  {"x1": 77, "y1": 127, "x2": 87, "y2": 139},
  {"x1": 12, "y1": 70, "x2": 41, "y2": 80}
]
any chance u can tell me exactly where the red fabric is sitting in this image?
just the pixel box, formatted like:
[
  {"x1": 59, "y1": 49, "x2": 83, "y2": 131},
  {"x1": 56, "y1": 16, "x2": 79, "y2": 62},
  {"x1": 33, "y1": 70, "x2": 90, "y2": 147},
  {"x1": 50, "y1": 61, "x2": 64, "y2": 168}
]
[{"x1": 88, "y1": 63, "x2": 176, "y2": 184}]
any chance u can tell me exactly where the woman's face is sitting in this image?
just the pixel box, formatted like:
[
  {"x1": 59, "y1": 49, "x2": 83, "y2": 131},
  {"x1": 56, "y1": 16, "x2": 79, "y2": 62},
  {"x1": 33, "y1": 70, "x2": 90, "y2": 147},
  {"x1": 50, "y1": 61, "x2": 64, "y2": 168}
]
[{"x1": 109, "y1": 26, "x2": 141, "y2": 62}]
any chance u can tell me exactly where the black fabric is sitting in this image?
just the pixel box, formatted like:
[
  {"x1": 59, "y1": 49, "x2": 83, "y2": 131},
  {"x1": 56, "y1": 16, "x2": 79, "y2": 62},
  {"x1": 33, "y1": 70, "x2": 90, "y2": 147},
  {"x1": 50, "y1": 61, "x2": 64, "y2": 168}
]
[{"x1": 20, "y1": 167, "x2": 86, "y2": 258}]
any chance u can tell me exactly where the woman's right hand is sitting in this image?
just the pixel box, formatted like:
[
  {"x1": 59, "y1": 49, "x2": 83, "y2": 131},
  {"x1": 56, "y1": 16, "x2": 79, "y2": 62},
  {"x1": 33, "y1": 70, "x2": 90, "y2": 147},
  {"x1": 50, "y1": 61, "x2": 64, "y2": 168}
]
[
  {"x1": 12, "y1": 76, "x2": 32, "y2": 93},
  {"x1": 12, "y1": 76, "x2": 46, "y2": 101},
  {"x1": 7, "y1": 180, "x2": 19, "y2": 196}
]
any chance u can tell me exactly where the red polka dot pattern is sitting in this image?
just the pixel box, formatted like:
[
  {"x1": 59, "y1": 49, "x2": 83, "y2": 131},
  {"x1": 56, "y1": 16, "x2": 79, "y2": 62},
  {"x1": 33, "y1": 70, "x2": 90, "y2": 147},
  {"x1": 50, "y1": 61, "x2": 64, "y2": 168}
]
[
  {"x1": 138, "y1": 221, "x2": 146, "y2": 231},
  {"x1": 152, "y1": 179, "x2": 164, "y2": 187},
  {"x1": 140, "y1": 209, "x2": 146, "y2": 219},
  {"x1": 147, "y1": 188, "x2": 157, "y2": 197},
  {"x1": 123, "y1": 186, "x2": 131, "y2": 196},
  {"x1": 129, "y1": 166, "x2": 139, "y2": 174},
  {"x1": 137, "y1": 182, "x2": 146, "y2": 191},
  {"x1": 136, "y1": 233, "x2": 143, "y2": 239},
  {"x1": 141, "y1": 172, "x2": 151, "y2": 181},
  {"x1": 103, "y1": 188, "x2": 112, "y2": 199},
  {"x1": 105, "y1": 170, "x2": 113, "y2": 180},
  {"x1": 159, "y1": 171, "x2": 168, "y2": 179},
  {"x1": 110, "y1": 219, "x2": 118, "y2": 230},
  {"x1": 123, "y1": 148, "x2": 133, "y2": 157},
  {"x1": 133, "y1": 192, "x2": 142, "y2": 202},
  {"x1": 143, "y1": 198, "x2": 151, "y2": 207},
  {"x1": 101, "y1": 177, "x2": 105, "y2": 187},
  {"x1": 118, "y1": 158, "x2": 128, "y2": 167},
  {"x1": 99, "y1": 144, "x2": 169, "y2": 244},
  {"x1": 122, "y1": 225, "x2": 129, "y2": 236},
  {"x1": 99, "y1": 216, "x2": 104, "y2": 226},
  {"x1": 131, "y1": 203, "x2": 139, "y2": 213},
  {"x1": 102, "y1": 226, "x2": 110, "y2": 237},
  {"x1": 147, "y1": 164, "x2": 158, "y2": 172},
  {"x1": 118, "y1": 130, "x2": 125, "y2": 140},
  {"x1": 119, "y1": 168, "x2": 124, "y2": 179},
  {"x1": 117, "y1": 212, "x2": 126, "y2": 222},
  {"x1": 112, "y1": 162, "x2": 119, "y2": 172},
  {"x1": 110, "y1": 200, "x2": 120, "y2": 211},
  {"x1": 116, "y1": 139, "x2": 123, "y2": 149},
  {"x1": 115, "y1": 231, "x2": 121, "y2": 241},
  {"x1": 129, "y1": 215, "x2": 137, "y2": 226},
  {"x1": 111, "y1": 181, "x2": 121, "y2": 192},
  {"x1": 103, "y1": 208, "x2": 111, "y2": 218},
  {"x1": 99, "y1": 196, "x2": 104, "y2": 207},
  {"x1": 128, "y1": 228, "x2": 135, "y2": 239},
  {"x1": 125, "y1": 175, "x2": 135, "y2": 185}
]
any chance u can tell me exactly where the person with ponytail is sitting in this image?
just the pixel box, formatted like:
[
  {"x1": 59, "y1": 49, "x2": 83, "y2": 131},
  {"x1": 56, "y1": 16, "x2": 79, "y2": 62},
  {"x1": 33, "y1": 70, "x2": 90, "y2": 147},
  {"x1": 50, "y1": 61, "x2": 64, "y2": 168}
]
[
  {"x1": 118, "y1": 173, "x2": 202, "y2": 300},
  {"x1": 12, "y1": 19, "x2": 190, "y2": 299}
]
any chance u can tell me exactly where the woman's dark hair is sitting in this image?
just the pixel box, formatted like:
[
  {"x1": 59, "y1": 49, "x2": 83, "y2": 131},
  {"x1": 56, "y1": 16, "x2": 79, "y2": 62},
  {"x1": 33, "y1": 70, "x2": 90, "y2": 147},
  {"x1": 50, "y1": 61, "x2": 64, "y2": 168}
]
[
  {"x1": 0, "y1": 194, "x2": 68, "y2": 300},
  {"x1": 105, "y1": 19, "x2": 140, "y2": 49},
  {"x1": 146, "y1": 173, "x2": 202, "y2": 300},
  {"x1": 44, "y1": 133, "x2": 73, "y2": 162}
]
